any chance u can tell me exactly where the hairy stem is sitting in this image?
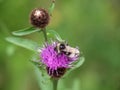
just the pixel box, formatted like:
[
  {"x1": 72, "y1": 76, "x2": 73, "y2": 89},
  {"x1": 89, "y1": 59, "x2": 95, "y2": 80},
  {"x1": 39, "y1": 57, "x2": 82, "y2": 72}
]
[
  {"x1": 42, "y1": 28, "x2": 48, "y2": 42},
  {"x1": 53, "y1": 79, "x2": 58, "y2": 90}
]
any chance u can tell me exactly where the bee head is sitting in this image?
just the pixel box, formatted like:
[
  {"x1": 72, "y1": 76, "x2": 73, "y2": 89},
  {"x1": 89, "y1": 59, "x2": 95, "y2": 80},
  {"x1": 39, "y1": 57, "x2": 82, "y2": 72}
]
[
  {"x1": 54, "y1": 41, "x2": 68, "y2": 54},
  {"x1": 59, "y1": 43, "x2": 66, "y2": 50}
]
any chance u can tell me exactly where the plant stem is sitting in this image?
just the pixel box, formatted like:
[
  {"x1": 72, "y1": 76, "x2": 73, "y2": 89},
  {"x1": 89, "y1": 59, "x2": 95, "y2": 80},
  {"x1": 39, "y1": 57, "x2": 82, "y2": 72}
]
[
  {"x1": 53, "y1": 79, "x2": 58, "y2": 90},
  {"x1": 42, "y1": 28, "x2": 48, "y2": 42}
]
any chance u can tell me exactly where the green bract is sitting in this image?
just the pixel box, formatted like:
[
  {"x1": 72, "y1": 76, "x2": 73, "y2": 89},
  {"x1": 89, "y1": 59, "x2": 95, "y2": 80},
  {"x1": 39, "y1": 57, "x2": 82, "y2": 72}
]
[{"x1": 12, "y1": 27, "x2": 41, "y2": 36}]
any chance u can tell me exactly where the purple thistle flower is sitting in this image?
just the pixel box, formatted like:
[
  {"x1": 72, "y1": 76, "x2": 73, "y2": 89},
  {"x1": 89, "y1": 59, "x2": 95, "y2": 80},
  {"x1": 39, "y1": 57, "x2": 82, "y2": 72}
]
[{"x1": 40, "y1": 42, "x2": 80, "y2": 78}]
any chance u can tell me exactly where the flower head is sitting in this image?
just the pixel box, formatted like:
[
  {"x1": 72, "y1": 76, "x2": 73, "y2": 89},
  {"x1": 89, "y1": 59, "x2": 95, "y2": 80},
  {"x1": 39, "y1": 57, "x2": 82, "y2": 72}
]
[{"x1": 40, "y1": 42, "x2": 80, "y2": 78}]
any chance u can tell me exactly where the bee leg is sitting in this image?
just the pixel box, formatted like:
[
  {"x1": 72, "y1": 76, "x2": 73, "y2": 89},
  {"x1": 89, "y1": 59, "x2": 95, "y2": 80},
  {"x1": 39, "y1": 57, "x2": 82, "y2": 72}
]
[
  {"x1": 66, "y1": 52, "x2": 71, "y2": 56},
  {"x1": 61, "y1": 51, "x2": 67, "y2": 54}
]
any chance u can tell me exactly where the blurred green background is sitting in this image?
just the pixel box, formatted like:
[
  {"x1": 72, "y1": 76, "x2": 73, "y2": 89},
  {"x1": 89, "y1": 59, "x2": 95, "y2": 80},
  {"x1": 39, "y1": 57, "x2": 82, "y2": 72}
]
[{"x1": 0, "y1": 0, "x2": 120, "y2": 90}]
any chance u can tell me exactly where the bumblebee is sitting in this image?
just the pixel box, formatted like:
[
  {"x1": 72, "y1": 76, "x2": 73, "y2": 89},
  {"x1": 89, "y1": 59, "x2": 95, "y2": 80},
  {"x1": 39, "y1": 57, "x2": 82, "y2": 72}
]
[
  {"x1": 54, "y1": 42, "x2": 68, "y2": 53},
  {"x1": 55, "y1": 42, "x2": 80, "y2": 58}
]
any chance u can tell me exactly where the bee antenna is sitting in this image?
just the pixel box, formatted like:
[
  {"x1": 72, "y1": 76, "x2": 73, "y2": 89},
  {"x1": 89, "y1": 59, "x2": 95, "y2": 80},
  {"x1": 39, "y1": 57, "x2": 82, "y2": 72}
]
[
  {"x1": 76, "y1": 46, "x2": 79, "y2": 49},
  {"x1": 64, "y1": 41, "x2": 68, "y2": 45}
]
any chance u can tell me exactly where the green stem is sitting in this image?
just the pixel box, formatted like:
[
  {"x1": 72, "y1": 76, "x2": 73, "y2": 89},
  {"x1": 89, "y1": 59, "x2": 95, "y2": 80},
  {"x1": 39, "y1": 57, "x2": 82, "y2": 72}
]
[
  {"x1": 53, "y1": 79, "x2": 58, "y2": 90},
  {"x1": 42, "y1": 28, "x2": 48, "y2": 42}
]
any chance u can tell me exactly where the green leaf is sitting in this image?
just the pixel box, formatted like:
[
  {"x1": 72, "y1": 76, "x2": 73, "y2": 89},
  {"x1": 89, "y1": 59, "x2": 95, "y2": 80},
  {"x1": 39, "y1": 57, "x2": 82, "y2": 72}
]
[
  {"x1": 6, "y1": 37, "x2": 38, "y2": 51},
  {"x1": 49, "y1": 1, "x2": 55, "y2": 15},
  {"x1": 12, "y1": 27, "x2": 41, "y2": 36},
  {"x1": 30, "y1": 54, "x2": 42, "y2": 66},
  {"x1": 31, "y1": 62, "x2": 53, "y2": 90},
  {"x1": 47, "y1": 30, "x2": 63, "y2": 41},
  {"x1": 72, "y1": 79, "x2": 81, "y2": 90},
  {"x1": 63, "y1": 56, "x2": 85, "y2": 77}
]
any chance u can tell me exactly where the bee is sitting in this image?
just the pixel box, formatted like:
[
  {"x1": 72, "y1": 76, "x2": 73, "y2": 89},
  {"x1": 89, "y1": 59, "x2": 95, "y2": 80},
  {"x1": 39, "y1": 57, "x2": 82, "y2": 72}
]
[
  {"x1": 55, "y1": 41, "x2": 68, "y2": 53},
  {"x1": 55, "y1": 42, "x2": 80, "y2": 58},
  {"x1": 65, "y1": 46, "x2": 80, "y2": 58}
]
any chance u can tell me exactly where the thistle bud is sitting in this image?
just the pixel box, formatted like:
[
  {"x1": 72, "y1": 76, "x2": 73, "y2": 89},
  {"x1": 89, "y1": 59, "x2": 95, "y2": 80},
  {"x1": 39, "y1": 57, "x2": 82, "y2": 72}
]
[{"x1": 30, "y1": 8, "x2": 50, "y2": 28}]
